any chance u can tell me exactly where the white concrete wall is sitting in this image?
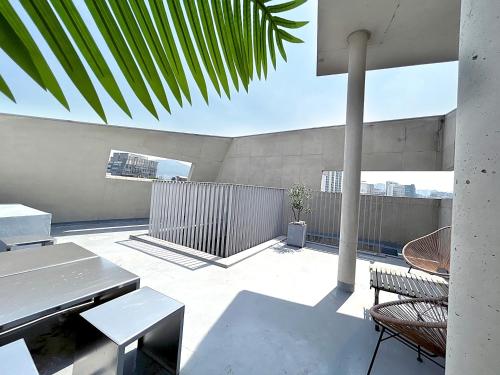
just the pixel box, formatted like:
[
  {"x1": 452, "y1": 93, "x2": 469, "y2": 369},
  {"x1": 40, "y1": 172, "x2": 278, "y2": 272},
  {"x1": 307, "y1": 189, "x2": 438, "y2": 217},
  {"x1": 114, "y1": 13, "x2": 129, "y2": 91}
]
[
  {"x1": 0, "y1": 114, "x2": 231, "y2": 222},
  {"x1": 441, "y1": 110, "x2": 456, "y2": 171},
  {"x1": 0, "y1": 112, "x2": 456, "y2": 222},
  {"x1": 217, "y1": 115, "x2": 447, "y2": 189}
]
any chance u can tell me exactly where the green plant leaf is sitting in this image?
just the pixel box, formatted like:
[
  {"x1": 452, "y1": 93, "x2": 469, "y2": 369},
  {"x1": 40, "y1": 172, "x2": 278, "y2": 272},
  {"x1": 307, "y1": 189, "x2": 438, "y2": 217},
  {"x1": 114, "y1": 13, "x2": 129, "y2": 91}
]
[
  {"x1": 268, "y1": 0, "x2": 307, "y2": 14},
  {"x1": 108, "y1": 0, "x2": 170, "y2": 113},
  {"x1": 278, "y1": 29, "x2": 304, "y2": 43},
  {"x1": 273, "y1": 16, "x2": 308, "y2": 29},
  {"x1": 184, "y1": 0, "x2": 221, "y2": 96},
  {"x1": 49, "y1": 0, "x2": 131, "y2": 118},
  {"x1": 167, "y1": 0, "x2": 208, "y2": 103},
  {"x1": 0, "y1": 74, "x2": 15, "y2": 102},
  {"x1": 0, "y1": 0, "x2": 308, "y2": 120},
  {"x1": 20, "y1": 0, "x2": 106, "y2": 122},
  {"x1": 129, "y1": 0, "x2": 183, "y2": 107},
  {"x1": 85, "y1": 0, "x2": 158, "y2": 119},
  {"x1": 0, "y1": 1, "x2": 68, "y2": 109},
  {"x1": 197, "y1": 0, "x2": 231, "y2": 98}
]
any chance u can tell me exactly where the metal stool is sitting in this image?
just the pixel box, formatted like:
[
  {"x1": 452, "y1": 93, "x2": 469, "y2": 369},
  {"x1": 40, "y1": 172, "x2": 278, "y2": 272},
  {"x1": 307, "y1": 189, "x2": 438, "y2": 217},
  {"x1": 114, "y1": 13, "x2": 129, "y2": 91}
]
[{"x1": 73, "y1": 287, "x2": 184, "y2": 375}]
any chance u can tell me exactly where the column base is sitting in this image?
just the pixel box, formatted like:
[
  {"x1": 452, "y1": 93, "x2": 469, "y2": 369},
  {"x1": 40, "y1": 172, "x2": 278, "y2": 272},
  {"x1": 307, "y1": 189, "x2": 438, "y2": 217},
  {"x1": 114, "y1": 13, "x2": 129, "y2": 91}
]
[{"x1": 337, "y1": 281, "x2": 355, "y2": 293}]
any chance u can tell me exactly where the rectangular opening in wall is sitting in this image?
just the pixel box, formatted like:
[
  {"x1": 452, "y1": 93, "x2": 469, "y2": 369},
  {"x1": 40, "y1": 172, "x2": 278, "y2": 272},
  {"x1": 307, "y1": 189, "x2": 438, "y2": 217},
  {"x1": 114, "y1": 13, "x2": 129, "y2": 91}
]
[
  {"x1": 321, "y1": 170, "x2": 454, "y2": 198},
  {"x1": 313, "y1": 170, "x2": 454, "y2": 255},
  {"x1": 105, "y1": 150, "x2": 191, "y2": 182}
]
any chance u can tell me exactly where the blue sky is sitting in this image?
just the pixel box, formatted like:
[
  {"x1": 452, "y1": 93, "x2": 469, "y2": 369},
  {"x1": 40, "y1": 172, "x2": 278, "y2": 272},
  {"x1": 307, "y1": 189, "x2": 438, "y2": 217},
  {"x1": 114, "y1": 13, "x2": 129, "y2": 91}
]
[{"x1": 0, "y1": 1, "x2": 458, "y2": 137}]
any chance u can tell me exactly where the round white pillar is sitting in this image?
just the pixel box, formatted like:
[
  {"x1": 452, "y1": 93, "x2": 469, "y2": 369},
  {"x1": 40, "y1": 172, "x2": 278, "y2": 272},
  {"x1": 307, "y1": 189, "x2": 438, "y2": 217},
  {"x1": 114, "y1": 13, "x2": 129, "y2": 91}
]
[
  {"x1": 446, "y1": 0, "x2": 500, "y2": 373},
  {"x1": 337, "y1": 30, "x2": 369, "y2": 292}
]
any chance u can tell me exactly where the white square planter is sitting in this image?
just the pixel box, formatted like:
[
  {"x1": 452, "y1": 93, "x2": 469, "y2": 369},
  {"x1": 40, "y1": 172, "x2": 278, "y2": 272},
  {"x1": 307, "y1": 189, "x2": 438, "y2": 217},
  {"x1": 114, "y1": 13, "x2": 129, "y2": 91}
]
[{"x1": 287, "y1": 222, "x2": 307, "y2": 248}]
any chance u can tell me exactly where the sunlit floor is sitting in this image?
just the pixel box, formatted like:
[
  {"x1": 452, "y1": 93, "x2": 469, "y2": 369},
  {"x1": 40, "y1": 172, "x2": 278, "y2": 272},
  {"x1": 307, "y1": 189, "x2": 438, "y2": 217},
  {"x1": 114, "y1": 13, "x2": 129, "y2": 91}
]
[{"x1": 33, "y1": 220, "x2": 444, "y2": 375}]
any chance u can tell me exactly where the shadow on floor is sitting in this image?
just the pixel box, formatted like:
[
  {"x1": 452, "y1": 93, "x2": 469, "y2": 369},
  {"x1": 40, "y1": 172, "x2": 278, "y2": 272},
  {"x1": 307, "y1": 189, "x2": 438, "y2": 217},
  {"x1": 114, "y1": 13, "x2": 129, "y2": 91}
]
[
  {"x1": 51, "y1": 219, "x2": 149, "y2": 237},
  {"x1": 181, "y1": 288, "x2": 444, "y2": 375},
  {"x1": 117, "y1": 240, "x2": 211, "y2": 271}
]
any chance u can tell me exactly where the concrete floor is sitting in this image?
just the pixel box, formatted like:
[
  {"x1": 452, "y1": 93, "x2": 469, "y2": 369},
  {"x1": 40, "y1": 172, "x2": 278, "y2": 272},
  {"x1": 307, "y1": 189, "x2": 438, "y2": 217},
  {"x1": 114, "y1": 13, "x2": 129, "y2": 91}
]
[{"x1": 42, "y1": 220, "x2": 444, "y2": 375}]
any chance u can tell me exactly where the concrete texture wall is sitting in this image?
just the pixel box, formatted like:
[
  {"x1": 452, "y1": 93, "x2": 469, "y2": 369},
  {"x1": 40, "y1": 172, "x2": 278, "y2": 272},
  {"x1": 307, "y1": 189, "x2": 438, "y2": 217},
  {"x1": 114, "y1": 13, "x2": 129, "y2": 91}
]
[
  {"x1": 442, "y1": 110, "x2": 456, "y2": 171},
  {"x1": 0, "y1": 112, "x2": 456, "y2": 222},
  {"x1": 0, "y1": 114, "x2": 231, "y2": 222},
  {"x1": 217, "y1": 115, "x2": 448, "y2": 189}
]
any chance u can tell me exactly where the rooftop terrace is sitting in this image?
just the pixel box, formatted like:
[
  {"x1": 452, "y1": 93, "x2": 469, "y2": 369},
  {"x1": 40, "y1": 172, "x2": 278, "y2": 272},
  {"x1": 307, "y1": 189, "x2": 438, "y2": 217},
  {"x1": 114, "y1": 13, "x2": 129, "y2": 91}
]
[{"x1": 28, "y1": 220, "x2": 444, "y2": 375}]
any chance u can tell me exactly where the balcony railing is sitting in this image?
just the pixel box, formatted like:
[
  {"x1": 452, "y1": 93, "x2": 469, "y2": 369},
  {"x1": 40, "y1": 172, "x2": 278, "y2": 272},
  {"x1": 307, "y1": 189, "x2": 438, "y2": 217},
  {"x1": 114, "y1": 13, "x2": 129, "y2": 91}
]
[{"x1": 150, "y1": 182, "x2": 450, "y2": 257}]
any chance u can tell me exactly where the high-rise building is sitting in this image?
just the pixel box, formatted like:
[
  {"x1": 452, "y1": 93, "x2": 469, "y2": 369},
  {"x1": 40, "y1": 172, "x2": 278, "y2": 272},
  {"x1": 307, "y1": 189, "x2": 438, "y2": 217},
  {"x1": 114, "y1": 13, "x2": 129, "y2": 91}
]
[
  {"x1": 107, "y1": 152, "x2": 158, "y2": 179},
  {"x1": 386, "y1": 181, "x2": 417, "y2": 197},
  {"x1": 321, "y1": 171, "x2": 343, "y2": 192},
  {"x1": 360, "y1": 181, "x2": 374, "y2": 195}
]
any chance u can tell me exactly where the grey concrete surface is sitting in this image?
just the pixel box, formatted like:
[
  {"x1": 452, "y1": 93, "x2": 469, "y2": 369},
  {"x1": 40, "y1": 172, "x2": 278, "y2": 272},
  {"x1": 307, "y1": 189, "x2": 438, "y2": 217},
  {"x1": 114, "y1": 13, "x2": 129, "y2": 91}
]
[
  {"x1": 0, "y1": 114, "x2": 231, "y2": 223},
  {"x1": 0, "y1": 204, "x2": 51, "y2": 237},
  {"x1": 447, "y1": 1, "x2": 500, "y2": 373},
  {"x1": 217, "y1": 115, "x2": 450, "y2": 190},
  {"x1": 317, "y1": 0, "x2": 460, "y2": 75},
  {"x1": 38, "y1": 221, "x2": 444, "y2": 375},
  {"x1": 0, "y1": 112, "x2": 455, "y2": 222}
]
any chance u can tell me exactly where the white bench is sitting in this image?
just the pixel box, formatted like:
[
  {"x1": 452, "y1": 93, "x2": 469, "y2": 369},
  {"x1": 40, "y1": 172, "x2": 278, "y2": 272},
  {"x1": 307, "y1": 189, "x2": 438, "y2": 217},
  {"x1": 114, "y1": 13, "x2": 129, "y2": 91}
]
[{"x1": 73, "y1": 287, "x2": 184, "y2": 375}]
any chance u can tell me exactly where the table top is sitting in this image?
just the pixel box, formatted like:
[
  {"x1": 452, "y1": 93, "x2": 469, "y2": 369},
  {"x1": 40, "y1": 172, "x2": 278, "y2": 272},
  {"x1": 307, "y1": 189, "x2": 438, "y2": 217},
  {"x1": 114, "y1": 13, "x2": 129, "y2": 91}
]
[
  {"x1": 81, "y1": 287, "x2": 184, "y2": 345},
  {"x1": 0, "y1": 256, "x2": 139, "y2": 331},
  {"x1": 0, "y1": 243, "x2": 97, "y2": 278}
]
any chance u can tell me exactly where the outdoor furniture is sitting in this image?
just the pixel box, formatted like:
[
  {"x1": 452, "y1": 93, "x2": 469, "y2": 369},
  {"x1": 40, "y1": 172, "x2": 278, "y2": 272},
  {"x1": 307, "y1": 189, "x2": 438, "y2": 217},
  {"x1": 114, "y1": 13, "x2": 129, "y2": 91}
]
[
  {"x1": 402, "y1": 226, "x2": 451, "y2": 277},
  {"x1": 0, "y1": 339, "x2": 39, "y2": 375},
  {"x1": 0, "y1": 204, "x2": 52, "y2": 238},
  {"x1": 369, "y1": 266, "x2": 448, "y2": 331},
  {"x1": 370, "y1": 266, "x2": 449, "y2": 304},
  {"x1": 367, "y1": 297, "x2": 448, "y2": 375},
  {"x1": 0, "y1": 234, "x2": 55, "y2": 252},
  {"x1": 74, "y1": 287, "x2": 184, "y2": 375},
  {"x1": 0, "y1": 243, "x2": 139, "y2": 336}
]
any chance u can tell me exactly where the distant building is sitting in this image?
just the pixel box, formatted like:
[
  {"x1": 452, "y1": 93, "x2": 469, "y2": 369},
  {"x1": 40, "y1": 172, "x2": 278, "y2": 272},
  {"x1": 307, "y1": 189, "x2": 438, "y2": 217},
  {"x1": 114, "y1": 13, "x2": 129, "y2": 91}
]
[
  {"x1": 386, "y1": 181, "x2": 417, "y2": 197},
  {"x1": 107, "y1": 152, "x2": 158, "y2": 179},
  {"x1": 321, "y1": 171, "x2": 343, "y2": 192},
  {"x1": 385, "y1": 181, "x2": 398, "y2": 196},
  {"x1": 360, "y1": 181, "x2": 374, "y2": 195}
]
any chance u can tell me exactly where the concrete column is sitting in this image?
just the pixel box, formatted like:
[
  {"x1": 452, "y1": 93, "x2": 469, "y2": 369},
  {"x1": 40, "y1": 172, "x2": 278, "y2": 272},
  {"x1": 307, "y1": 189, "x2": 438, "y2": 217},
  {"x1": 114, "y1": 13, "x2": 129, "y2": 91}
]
[
  {"x1": 337, "y1": 30, "x2": 369, "y2": 292},
  {"x1": 446, "y1": 0, "x2": 500, "y2": 373}
]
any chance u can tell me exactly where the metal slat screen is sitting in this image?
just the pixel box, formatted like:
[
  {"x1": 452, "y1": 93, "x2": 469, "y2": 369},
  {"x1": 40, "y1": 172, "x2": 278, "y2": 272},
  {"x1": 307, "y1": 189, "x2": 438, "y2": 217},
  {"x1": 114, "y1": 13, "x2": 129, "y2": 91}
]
[{"x1": 149, "y1": 181, "x2": 285, "y2": 257}]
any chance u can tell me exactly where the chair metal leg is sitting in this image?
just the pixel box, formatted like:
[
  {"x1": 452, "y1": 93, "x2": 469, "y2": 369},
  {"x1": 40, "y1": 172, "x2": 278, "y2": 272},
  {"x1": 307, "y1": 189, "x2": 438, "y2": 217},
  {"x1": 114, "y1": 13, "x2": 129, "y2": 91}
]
[
  {"x1": 408, "y1": 266, "x2": 413, "y2": 273},
  {"x1": 417, "y1": 346, "x2": 423, "y2": 362},
  {"x1": 374, "y1": 289, "x2": 380, "y2": 331},
  {"x1": 367, "y1": 326, "x2": 385, "y2": 375}
]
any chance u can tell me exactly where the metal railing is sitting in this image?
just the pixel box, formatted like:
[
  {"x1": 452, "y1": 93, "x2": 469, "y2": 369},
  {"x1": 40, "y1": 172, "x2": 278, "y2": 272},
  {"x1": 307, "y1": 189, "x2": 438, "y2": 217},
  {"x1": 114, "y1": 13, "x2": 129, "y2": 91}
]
[
  {"x1": 150, "y1": 182, "x2": 444, "y2": 258},
  {"x1": 283, "y1": 191, "x2": 442, "y2": 255},
  {"x1": 149, "y1": 181, "x2": 285, "y2": 257}
]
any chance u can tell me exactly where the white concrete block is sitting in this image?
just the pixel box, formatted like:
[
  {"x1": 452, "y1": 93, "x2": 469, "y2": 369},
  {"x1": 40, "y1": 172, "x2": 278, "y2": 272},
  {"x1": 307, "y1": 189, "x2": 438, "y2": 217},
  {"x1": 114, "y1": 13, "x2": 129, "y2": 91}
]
[{"x1": 0, "y1": 204, "x2": 52, "y2": 237}]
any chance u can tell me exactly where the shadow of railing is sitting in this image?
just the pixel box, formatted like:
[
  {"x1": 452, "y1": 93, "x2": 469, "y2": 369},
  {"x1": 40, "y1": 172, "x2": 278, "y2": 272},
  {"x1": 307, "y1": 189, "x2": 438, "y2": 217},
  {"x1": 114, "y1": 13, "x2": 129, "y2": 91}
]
[{"x1": 117, "y1": 240, "x2": 211, "y2": 271}]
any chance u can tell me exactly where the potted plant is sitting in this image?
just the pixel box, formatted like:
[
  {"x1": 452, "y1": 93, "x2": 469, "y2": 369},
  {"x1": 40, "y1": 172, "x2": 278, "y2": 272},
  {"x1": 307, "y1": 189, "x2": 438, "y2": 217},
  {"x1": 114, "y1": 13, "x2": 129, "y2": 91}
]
[{"x1": 287, "y1": 184, "x2": 311, "y2": 248}]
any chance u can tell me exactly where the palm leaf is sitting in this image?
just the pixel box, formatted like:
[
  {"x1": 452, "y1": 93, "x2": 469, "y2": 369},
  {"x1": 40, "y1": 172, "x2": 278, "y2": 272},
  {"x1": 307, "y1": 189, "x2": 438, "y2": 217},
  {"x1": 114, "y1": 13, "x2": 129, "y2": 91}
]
[
  {"x1": 0, "y1": 74, "x2": 15, "y2": 102},
  {"x1": 20, "y1": 0, "x2": 107, "y2": 122},
  {"x1": 0, "y1": 0, "x2": 308, "y2": 122},
  {"x1": 0, "y1": 1, "x2": 68, "y2": 109}
]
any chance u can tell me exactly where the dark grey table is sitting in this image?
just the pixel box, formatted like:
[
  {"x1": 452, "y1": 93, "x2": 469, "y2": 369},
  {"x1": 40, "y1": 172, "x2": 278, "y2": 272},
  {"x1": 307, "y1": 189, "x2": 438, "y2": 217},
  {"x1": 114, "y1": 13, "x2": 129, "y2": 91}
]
[
  {"x1": 0, "y1": 243, "x2": 140, "y2": 334},
  {"x1": 0, "y1": 242, "x2": 97, "y2": 278}
]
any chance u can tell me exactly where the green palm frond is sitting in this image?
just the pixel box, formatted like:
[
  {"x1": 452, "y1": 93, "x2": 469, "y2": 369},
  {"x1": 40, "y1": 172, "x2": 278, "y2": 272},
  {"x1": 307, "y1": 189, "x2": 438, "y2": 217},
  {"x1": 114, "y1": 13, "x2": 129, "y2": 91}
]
[{"x1": 0, "y1": 0, "x2": 308, "y2": 123}]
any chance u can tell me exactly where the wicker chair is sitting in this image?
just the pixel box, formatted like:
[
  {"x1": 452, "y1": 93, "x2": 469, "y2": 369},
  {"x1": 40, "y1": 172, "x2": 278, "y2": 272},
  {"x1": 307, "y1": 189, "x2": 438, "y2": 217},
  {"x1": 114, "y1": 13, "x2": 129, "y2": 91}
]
[
  {"x1": 402, "y1": 226, "x2": 451, "y2": 277},
  {"x1": 367, "y1": 297, "x2": 448, "y2": 375}
]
